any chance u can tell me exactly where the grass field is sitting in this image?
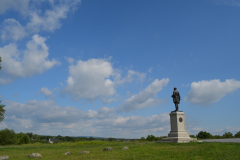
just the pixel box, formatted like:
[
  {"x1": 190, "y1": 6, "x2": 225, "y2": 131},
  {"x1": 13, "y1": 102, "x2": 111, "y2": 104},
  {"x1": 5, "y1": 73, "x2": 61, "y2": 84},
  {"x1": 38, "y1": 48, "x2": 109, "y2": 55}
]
[{"x1": 0, "y1": 141, "x2": 240, "y2": 160}]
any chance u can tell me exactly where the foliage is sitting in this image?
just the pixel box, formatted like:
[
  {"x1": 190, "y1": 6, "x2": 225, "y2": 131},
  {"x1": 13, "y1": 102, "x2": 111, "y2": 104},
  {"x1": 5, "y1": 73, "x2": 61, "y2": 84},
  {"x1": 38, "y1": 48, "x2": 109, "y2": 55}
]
[
  {"x1": 140, "y1": 137, "x2": 145, "y2": 141},
  {"x1": 190, "y1": 135, "x2": 196, "y2": 138},
  {"x1": 26, "y1": 132, "x2": 33, "y2": 139},
  {"x1": 212, "y1": 135, "x2": 221, "y2": 139},
  {"x1": 222, "y1": 132, "x2": 233, "y2": 138},
  {"x1": 196, "y1": 131, "x2": 212, "y2": 139},
  {"x1": 146, "y1": 135, "x2": 156, "y2": 141},
  {"x1": 0, "y1": 100, "x2": 6, "y2": 123},
  {"x1": 0, "y1": 57, "x2": 2, "y2": 70},
  {"x1": 19, "y1": 135, "x2": 30, "y2": 144},
  {"x1": 108, "y1": 137, "x2": 116, "y2": 141},
  {"x1": 0, "y1": 128, "x2": 18, "y2": 145},
  {"x1": 234, "y1": 131, "x2": 240, "y2": 138}
]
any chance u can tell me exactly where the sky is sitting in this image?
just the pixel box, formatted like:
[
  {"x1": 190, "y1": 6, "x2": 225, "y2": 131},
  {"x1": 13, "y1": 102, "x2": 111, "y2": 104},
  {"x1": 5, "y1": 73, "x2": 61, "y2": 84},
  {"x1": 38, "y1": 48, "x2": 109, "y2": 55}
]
[{"x1": 0, "y1": 0, "x2": 240, "y2": 139}]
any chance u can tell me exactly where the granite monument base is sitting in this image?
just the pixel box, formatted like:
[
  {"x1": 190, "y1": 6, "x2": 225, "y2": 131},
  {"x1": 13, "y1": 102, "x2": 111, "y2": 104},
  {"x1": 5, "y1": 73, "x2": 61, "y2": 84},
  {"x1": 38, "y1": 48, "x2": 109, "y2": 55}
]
[{"x1": 158, "y1": 111, "x2": 197, "y2": 143}]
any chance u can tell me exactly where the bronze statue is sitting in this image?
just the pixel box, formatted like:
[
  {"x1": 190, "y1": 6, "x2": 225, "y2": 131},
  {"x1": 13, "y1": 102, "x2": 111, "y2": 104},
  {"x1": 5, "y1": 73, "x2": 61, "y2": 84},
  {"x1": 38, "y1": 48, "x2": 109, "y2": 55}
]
[{"x1": 171, "y1": 87, "x2": 180, "y2": 112}]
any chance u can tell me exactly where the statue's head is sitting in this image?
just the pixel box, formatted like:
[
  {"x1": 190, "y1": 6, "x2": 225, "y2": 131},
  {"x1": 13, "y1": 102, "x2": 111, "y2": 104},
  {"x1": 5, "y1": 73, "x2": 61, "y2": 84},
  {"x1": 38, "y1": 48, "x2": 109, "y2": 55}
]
[{"x1": 174, "y1": 87, "x2": 177, "y2": 90}]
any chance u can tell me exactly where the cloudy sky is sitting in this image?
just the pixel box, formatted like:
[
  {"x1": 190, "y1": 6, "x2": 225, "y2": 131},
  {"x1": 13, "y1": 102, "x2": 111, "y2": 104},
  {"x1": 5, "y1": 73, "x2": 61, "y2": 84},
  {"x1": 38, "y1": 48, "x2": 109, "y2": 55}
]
[{"x1": 0, "y1": 0, "x2": 240, "y2": 139}]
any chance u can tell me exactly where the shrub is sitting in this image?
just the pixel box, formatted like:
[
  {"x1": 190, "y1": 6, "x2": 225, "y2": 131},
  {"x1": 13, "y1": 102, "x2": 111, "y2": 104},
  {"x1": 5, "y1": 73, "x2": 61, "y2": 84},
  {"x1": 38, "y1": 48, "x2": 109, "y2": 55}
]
[
  {"x1": 146, "y1": 135, "x2": 155, "y2": 141},
  {"x1": 222, "y1": 132, "x2": 233, "y2": 138},
  {"x1": 140, "y1": 137, "x2": 145, "y2": 141},
  {"x1": 234, "y1": 131, "x2": 240, "y2": 138},
  {"x1": 0, "y1": 128, "x2": 18, "y2": 145},
  {"x1": 196, "y1": 131, "x2": 212, "y2": 139},
  {"x1": 19, "y1": 135, "x2": 30, "y2": 144}
]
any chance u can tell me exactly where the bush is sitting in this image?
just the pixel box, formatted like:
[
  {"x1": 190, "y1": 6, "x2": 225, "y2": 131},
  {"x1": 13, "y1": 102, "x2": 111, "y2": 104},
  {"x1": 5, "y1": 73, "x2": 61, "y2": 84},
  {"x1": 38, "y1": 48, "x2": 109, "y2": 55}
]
[
  {"x1": 234, "y1": 131, "x2": 240, "y2": 138},
  {"x1": 140, "y1": 137, "x2": 145, "y2": 141},
  {"x1": 0, "y1": 128, "x2": 18, "y2": 145},
  {"x1": 190, "y1": 135, "x2": 196, "y2": 138},
  {"x1": 19, "y1": 135, "x2": 30, "y2": 144},
  {"x1": 146, "y1": 135, "x2": 155, "y2": 141},
  {"x1": 222, "y1": 132, "x2": 233, "y2": 138},
  {"x1": 196, "y1": 131, "x2": 212, "y2": 139}
]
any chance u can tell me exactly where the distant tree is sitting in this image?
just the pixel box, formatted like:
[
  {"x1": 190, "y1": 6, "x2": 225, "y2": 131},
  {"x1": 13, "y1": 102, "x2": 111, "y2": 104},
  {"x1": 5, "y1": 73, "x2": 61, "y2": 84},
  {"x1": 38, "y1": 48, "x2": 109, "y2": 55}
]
[
  {"x1": 33, "y1": 134, "x2": 40, "y2": 141},
  {"x1": 0, "y1": 57, "x2": 2, "y2": 70},
  {"x1": 0, "y1": 128, "x2": 18, "y2": 145},
  {"x1": 0, "y1": 57, "x2": 6, "y2": 123},
  {"x1": 19, "y1": 135, "x2": 30, "y2": 144},
  {"x1": 0, "y1": 101, "x2": 6, "y2": 123},
  {"x1": 212, "y1": 135, "x2": 221, "y2": 139},
  {"x1": 81, "y1": 138, "x2": 86, "y2": 141},
  {"x1": 190, "y1": 135, "x2": 196, "y2": 138},
  {"x1": 146, "y1": 135, "x2": 156, "y2": 141},
  {"x1": 26, "y1": 132, "x2": 33, "y2": 139},
  {"x1": 196, "y1": 131, "x2": 212, "y2": 139},
  {"x1": 89, "y1": 137, "x2": 95, "y2": 141},
  {"x1": 234, "y1": 131, "x2": 240, "y2": 138},
  {"x1": 222, "y1": 132, "x2": 233, "y2": 138},
  {"x1": 57, "y1": 135, "x2": 62, "y2": 141},
  {"x1": 140, "y1": 137, "x2": 145, "y2": 141}
]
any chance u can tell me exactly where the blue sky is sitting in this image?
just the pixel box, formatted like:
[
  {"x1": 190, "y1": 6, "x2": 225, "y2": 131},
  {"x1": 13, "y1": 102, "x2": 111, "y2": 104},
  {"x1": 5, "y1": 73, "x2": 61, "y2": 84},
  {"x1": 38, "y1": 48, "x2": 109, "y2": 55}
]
[{"x1": 0, "y1": 0, "x2": 240, "y2": 138}]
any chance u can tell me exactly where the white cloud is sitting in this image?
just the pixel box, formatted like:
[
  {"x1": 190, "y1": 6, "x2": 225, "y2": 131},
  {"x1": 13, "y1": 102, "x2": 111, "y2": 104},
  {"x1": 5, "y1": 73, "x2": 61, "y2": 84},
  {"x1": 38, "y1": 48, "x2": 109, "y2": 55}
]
[
  {"x1": 0, "y1": 0, "x2": 29, "y2": 14},
  {"x1": 148, "y1": 67, "x2": 153, "y2": 73},
  {"x1": 0, "y1": 99, "x2": 170, "y2": 138},
  {"x1": 1, "y1": 19, "x2": 26, "y2": 41},
  {"x1": 117, "y1": 78, "x2": 170, "y2": 113},
  {"x1": 211, "y1": 0, "x2": 240, "y2": 7},
  {"x1": 0, "y1": 34, "x2": 61, "y2": 83},
  {"x1": 115, "y1": 70, "x2": 146, "y2": 85},
  {"x1": 62, "y1": 58, "x2": 116, "y2": 101},
  {"x1": 0, "y1": 0, "x2": 81, "y2": 41},
  {"x1": 37, "y1": 87, "x2": 54, "y2": 98},
  {"x1": 184, "y1": 79, "x2": 240, "y2": 105}
]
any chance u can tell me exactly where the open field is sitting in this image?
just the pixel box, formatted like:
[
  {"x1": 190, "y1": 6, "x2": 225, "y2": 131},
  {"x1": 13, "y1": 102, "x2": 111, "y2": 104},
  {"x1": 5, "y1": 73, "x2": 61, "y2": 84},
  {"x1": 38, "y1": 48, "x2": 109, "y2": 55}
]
[{"x1": 0, "y1": 141, "x2": 240, "y2": 160}]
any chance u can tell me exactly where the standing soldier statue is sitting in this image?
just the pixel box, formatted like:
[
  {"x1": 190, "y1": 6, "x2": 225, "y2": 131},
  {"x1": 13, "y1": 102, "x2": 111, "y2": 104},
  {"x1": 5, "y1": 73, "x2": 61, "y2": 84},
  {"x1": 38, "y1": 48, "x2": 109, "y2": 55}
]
[{"x1": 171, "y1": 87, "x2": 180, "y2": 112}]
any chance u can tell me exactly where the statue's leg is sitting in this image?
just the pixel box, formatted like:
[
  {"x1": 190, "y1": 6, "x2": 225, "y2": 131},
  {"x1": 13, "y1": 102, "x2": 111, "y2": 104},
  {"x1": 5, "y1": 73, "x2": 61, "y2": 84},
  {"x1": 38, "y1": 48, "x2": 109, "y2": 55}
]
[
  {"x1": 176, "y1": 103, "x2": 178, "y2": 111},
  {"x1": 175, "y1": 103, "x2": 177, "y2": 111}
]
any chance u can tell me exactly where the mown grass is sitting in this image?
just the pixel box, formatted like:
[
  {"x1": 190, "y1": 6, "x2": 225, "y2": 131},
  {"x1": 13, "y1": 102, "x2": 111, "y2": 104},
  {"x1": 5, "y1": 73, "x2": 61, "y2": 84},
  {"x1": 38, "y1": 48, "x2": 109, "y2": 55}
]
[{"x1": 0, "y1": 141, "x2": 240, "y2": 160}]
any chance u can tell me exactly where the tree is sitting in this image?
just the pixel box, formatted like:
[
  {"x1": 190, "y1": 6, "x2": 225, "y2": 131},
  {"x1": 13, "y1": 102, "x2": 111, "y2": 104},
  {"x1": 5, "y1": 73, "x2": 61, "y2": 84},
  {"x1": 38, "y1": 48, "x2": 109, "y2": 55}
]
[
  {"x1": 196, "y1": 131, "x2": 212, "y2": 139},
  {"x1": 19, "y1": 135, "x2": 30, "y2": 144},
  {"x1": 146, "y1": 135, "x2": 156, "y2": 141},
  {"x1": 222, "y1": 132, "x2": 233, "y2": 138},
  {"x1": 26, "y1": 132, "x2": 33, "y2": 139},
  {"x1": 0, "y1": 101, "x2": 6, "y2": 123},
  {"x1": 234, "y1": 131, "x2": 240, "y2": 138},
  {"x1": 0, "y1": 57, "x2": 6, "y2": 123},
  {"x1": 0, "y1": 128, "x2": 18, "y2": 145},
  {"x1": 140, "y1": 137, "x2": 145, "y2": 141}
]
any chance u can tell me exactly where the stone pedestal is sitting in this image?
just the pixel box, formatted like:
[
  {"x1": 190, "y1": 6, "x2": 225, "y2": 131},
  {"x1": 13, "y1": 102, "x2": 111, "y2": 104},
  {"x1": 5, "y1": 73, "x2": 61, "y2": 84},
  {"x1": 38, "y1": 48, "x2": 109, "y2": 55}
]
[{"x1": 159, "y1": 111, "x2": 197, "y2": 143}]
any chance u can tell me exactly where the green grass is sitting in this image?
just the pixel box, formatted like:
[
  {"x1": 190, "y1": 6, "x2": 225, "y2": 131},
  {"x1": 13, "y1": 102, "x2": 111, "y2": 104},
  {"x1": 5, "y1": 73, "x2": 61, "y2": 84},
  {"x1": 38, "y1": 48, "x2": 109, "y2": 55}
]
[{"x1": 0, "y1": 141, "x2": 240, "y2": 159}]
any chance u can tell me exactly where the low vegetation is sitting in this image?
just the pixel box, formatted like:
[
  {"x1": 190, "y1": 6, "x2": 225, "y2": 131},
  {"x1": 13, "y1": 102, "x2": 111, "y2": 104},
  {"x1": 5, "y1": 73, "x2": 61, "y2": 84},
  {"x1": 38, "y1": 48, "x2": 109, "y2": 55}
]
[{"x1": 0, "y1": 140, "x2": 239, "y2": 159}]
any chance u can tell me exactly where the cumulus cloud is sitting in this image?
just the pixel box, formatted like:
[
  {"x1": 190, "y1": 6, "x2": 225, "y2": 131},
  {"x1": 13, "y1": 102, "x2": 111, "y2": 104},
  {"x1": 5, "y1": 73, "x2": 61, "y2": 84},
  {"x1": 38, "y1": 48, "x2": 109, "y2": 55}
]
[
  {"x1": 184, "y1": 79, "x2": 240, "y2": 105},
  {"x1": 1, "y1": 19, "x2": 26, "y2": 41},
  {"x1": 62, "y1": 58, "x2": 116, "y2": 101},
  {"x1": 62, "y1": 58, "x2": 146, "y2": 102},
  {"x1": 0, "y1": 0, "x2": 29, "y2": 14},
  {"x1": 37, "y1": 87, "x2": 54, "y2": 98},
  {"x1": 117, "y1": 78, "x2": 170, "y2": 113},
  {"x1": 115, "y1": 70, "x2": 146, "y2": 85},
  {"x1": 0, "y1": 99, "x2": 170, "y2": 138},
  {"x1": 0, "y1": 34, "x2": 61, "y2": 84},
  {"x1": 0, "y1": 0, "x2": 81, "y2": 41}
]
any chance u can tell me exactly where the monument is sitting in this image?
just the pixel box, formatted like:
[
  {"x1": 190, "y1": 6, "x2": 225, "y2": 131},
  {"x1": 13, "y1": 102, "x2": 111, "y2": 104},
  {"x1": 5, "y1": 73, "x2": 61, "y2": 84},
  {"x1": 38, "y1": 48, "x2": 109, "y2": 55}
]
[{"x1": 159, "y1": 87, "x2": 197, "y2": 143}]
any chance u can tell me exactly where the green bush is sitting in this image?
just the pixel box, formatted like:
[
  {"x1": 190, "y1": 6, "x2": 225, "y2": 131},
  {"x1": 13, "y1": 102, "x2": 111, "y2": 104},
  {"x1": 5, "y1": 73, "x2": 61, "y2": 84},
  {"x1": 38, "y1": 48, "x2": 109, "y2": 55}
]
[
  {"x1": 234, "y1": 131, "x2": 240, "y2": 138},
  {"x1": 222, "y1": 132, "x2": 233, "y2": 138},
  {"x1": 196, "y1": 131, "x2": 212, "y2": 139},
  {"x1": 140, "y1": 137, "x2": 145, "y2": 141},
  {"x1": 146, "y1": 135, "x2": 155, "y2": 141},
  {"x1": 0, "y1": 128, "x2": 18, "y2": 145},
  {"x1": 19, "y1": 135, "x2": 30, "y2": 144}
]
